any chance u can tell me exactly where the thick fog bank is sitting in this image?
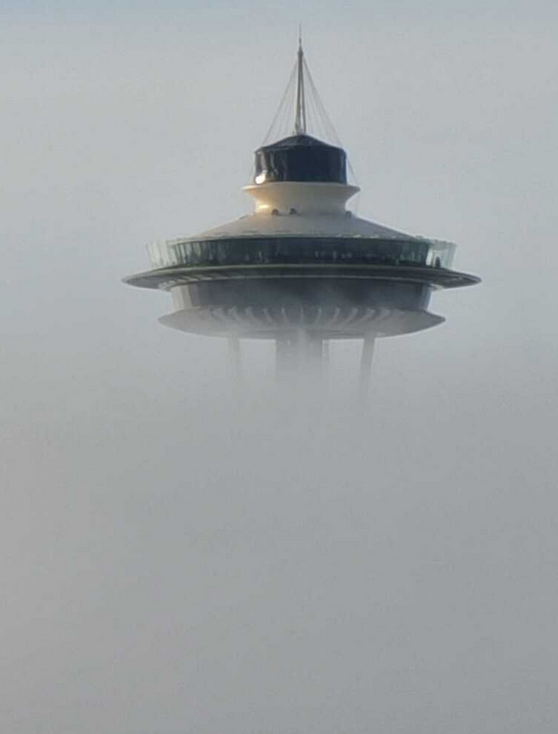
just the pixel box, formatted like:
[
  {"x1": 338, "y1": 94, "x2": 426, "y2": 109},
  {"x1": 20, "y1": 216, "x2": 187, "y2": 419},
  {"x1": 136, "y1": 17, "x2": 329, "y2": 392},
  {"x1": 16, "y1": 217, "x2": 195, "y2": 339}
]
[{"x1": 2, "y1": 3, "x2": 558, "y2": 732}]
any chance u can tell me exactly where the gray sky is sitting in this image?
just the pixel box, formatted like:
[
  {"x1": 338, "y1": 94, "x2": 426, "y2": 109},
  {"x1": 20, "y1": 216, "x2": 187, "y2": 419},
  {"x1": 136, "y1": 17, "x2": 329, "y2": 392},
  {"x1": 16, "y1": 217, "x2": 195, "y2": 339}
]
[{"x1": 2, "y1": 2, "x2": 558, "y2": 732}]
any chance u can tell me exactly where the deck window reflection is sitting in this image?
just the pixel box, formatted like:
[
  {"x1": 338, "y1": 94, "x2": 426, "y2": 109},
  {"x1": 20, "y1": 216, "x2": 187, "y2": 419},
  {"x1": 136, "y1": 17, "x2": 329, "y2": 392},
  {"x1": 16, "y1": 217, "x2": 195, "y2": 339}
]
[{"x1": 164, "y1": 237, "x2": 452, "y2": 270}]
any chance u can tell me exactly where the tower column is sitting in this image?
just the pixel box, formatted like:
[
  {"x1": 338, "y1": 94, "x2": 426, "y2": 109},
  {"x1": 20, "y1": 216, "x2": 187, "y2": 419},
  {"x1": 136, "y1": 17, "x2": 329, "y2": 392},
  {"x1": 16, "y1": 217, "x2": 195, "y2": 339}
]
[
  {"x1": 275, "y1": 336, "x2": 297, "y2": 381},
  {"x1": 275, "y1": 331, "x2": 326, "y2": 382},
  {"x1": 228, "y1": 336, "x2": 243, "y2": 382},
  {"x1": 358, "y1": 334, "x2": 376, "y2": 399}
]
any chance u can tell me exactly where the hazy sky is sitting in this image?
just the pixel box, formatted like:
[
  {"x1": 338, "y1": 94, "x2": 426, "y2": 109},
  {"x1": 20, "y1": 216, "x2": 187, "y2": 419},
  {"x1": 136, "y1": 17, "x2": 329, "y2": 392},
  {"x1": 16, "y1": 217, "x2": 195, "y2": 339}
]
[{"x1": 2, "y1": 1, "x2": 558, "y2": 732}]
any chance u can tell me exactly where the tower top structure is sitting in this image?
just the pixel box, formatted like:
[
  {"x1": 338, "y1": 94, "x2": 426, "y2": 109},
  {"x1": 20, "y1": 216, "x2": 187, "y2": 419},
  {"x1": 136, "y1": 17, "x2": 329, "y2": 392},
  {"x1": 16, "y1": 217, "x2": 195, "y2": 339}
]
[{"x1": 124, "y1": 40, "x2": 479, "y2": 389}]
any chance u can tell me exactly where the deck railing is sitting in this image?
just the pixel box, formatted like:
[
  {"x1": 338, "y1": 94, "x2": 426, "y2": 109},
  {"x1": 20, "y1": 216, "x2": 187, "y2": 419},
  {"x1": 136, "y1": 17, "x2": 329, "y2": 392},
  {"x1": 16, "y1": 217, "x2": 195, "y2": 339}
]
[{"x1": 147, "y1": 236, "x2": 456, "y2": 271}]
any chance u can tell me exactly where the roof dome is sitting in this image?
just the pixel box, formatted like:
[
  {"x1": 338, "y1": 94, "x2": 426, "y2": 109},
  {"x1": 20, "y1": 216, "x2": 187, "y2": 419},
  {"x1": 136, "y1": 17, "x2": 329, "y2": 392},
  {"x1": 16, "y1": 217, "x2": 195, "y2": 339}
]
[{"x1": 254, "y1": 134, "x2": 347, "y2": 185}]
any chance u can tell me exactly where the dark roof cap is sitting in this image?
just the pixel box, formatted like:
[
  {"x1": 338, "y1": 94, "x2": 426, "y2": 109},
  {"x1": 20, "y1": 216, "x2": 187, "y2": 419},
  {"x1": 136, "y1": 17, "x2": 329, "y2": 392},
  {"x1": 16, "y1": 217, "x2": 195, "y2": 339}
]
[
  {"x1": 258, "y1": 134, "x2": 343, "y2": 153},
  {"x1": 254, "y1": 133, "x2": 348, "y2": 185}
]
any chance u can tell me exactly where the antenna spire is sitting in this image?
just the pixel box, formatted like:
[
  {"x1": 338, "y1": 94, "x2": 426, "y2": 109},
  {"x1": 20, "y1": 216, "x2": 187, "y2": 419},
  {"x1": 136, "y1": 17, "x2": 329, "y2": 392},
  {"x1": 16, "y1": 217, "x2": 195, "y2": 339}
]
[{"x1": 294, "y1": 30, "x2": 307, "y2": 135}]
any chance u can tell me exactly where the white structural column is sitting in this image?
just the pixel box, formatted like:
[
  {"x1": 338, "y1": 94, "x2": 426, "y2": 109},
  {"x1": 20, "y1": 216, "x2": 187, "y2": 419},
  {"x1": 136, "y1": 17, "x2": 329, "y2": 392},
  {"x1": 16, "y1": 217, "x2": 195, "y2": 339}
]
[
  {"x1": 228, "y1": 336, "x2": 243, "y2": 383},
  {"x1": 275, "y1": 331, "x2": 326, "y2": 382},
  {"x1": 358, "y1": 334, "x2": 376, "y2": 399},
  {"x1": 275, "y1": 337, "x2": 295, "y2": 378}
]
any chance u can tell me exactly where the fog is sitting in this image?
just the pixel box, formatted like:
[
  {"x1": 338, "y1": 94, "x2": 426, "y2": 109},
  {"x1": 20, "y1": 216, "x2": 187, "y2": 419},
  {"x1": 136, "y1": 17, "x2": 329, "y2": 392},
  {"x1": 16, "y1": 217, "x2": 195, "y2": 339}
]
[{"x1": 2, "y1": 2, "x2": 558, "y2": 732}]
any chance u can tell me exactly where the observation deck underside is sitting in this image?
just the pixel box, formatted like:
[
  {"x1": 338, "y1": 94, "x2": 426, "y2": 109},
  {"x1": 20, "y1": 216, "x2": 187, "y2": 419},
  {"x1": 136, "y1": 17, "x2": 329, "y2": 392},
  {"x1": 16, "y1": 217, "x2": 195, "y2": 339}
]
[
  {"x1": 151, "y1": 276, "x2": 449, "y2": 339},
  {"x1": 159, "y1": 304, "x2": 444, "y2": 339}
]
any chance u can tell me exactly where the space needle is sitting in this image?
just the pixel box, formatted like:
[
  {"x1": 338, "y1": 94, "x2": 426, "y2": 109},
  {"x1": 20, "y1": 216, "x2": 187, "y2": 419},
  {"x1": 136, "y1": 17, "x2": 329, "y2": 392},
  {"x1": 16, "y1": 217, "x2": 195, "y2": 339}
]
[{"x1": 124, "y1": 39, "x2": 479, "y2": 389}]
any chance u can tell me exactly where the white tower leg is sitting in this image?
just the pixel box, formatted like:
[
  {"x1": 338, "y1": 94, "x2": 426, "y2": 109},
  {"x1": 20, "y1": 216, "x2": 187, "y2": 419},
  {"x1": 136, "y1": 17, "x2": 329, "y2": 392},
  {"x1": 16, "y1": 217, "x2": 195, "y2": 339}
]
[
  {"x1": 275, "y1": 331, "x2": 326, "y2": 382},
  {"x1": 228, "y1": 336, "x2": 243, "y2": 382},
  {"x1": 359, "y1": 334, "x2": 375, "y2": 399}
]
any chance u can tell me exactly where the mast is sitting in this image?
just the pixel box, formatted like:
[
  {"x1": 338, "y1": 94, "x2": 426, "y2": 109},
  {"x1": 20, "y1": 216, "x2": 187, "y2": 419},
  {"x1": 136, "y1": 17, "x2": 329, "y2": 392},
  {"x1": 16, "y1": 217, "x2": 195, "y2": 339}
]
[{"x1": 294, "y1": 31, "x2": 307, "y2": 135}]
